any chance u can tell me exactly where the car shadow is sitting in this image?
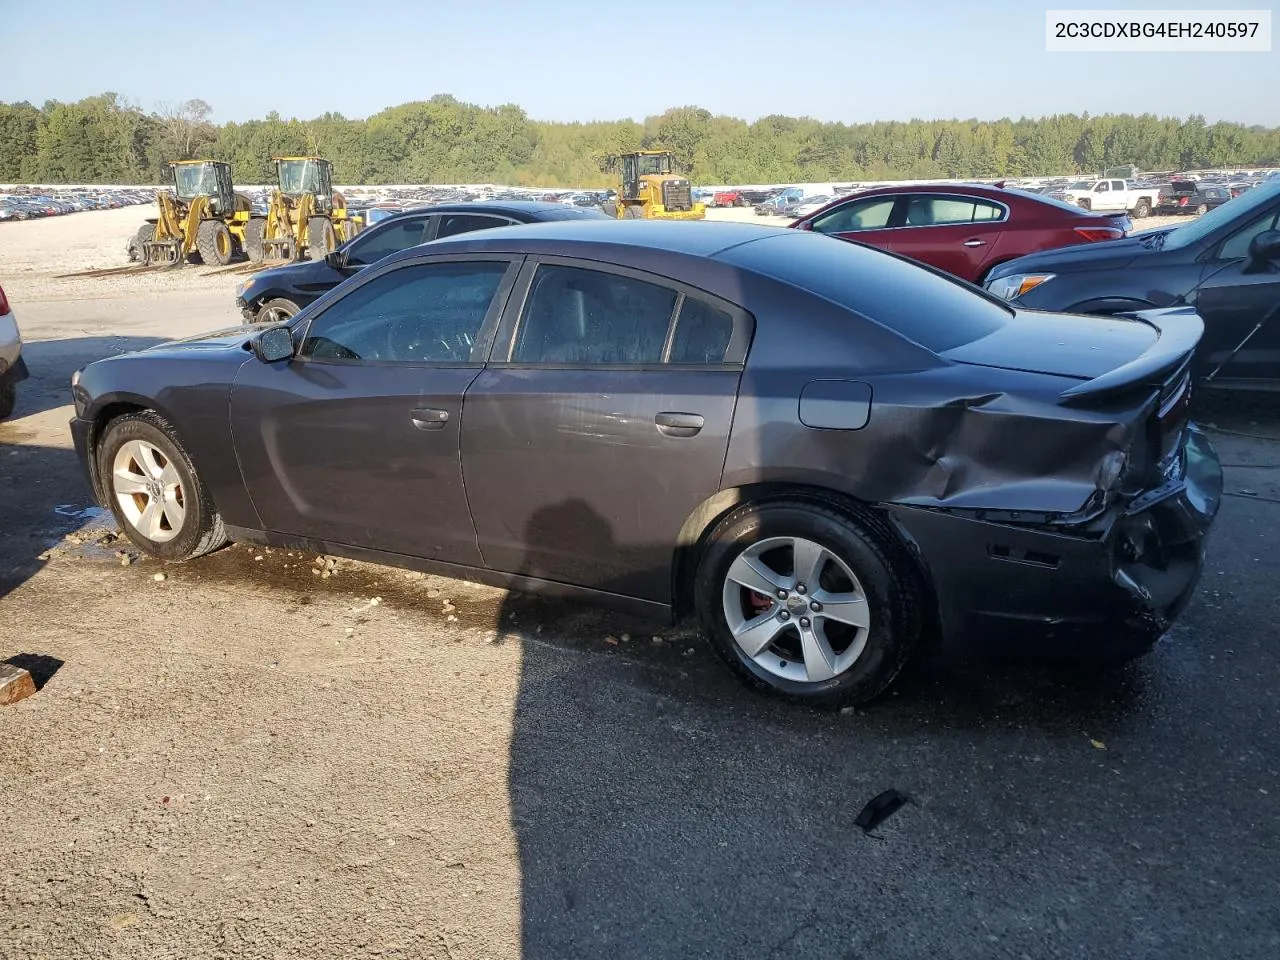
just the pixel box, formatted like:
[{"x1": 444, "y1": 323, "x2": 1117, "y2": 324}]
[
  {"x1": 498, "y1": 497, "x2": 1170, "y2": 959},
  {"x1": 0, "y1": 336, "x2": 160, "y2": 599},
  {"x1": 7, "y1": 336, "x2": 166, "y2": 419}
]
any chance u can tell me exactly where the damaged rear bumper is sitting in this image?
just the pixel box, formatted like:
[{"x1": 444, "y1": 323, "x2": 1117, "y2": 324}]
[{"x1": 887, "y1": 424, "x2": 1223, "y2": 652}]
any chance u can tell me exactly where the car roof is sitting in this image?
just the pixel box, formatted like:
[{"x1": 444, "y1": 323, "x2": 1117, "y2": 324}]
[
  {"x1": 382, "y1": 219, "x2": 792, "y2": 264},
  {"x1": 375, "y1": 200, "x2": 600, "y2": 225}
]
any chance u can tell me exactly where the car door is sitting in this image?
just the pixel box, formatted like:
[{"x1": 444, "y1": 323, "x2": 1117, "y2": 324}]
[
  {"x1": 229, "y1": 254, "x2": 521, "y2": 564},
  {"x1": 886, "y1": 194, "x2": 1007, "y2": 282},
  {"x1": 804, "y1": 194, "x2": 902, "y2": 252},
  {"x1": 1193, "y1": 204, "x2": 1280, "y2": 386},
  {"x1": 459, "y1": 258, "x2": 751, "y2": 603}
]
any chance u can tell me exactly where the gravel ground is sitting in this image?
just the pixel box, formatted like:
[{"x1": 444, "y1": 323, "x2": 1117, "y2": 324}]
[{"x1": 2, "y1": 206, "x2": 1277, "y2": 960}]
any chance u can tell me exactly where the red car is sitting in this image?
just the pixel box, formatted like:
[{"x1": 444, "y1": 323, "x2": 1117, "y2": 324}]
[{"x1": 790, "y1": 184, "x2": 1131, "y2": 284}]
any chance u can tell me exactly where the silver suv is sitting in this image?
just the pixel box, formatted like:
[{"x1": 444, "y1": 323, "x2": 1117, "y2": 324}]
[{"x1": 0, "y1": 284, "x2": 26, "y2": 419}]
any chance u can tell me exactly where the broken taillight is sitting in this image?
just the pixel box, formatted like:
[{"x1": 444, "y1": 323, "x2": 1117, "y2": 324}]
[{"x1": 1073, "y1": 226, "x2": 1124, "y2": 242}]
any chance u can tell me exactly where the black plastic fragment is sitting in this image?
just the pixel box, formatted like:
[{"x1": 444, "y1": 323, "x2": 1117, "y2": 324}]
[{"x1": 854, "y1": 789, "x2": 911, "y2": 835}]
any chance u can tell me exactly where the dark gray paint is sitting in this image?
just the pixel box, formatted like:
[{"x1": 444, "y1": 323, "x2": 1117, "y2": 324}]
[
  {"x1": 71, "y1": 220, "x2": 1223, "y2": 648},
  {"x1": 798, "y1": 379, "x2": 873, "y2": 429}
]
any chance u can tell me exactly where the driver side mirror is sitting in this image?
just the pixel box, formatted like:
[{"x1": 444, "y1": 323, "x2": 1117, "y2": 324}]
[
  {"x1": 1247, "y1": 229, "x2": 1280, "y2": 267},
  {"x1": 324, "y1": 250, "x2": 347, "y2": 269},
  {"x1": 252, "y1": 325, "x2": 295, "y2": 363}
]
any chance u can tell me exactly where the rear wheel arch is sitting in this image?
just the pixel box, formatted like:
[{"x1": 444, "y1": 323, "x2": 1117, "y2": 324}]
[{"x1": 670, "y1": 483, "x2": 937, "y2": 633}]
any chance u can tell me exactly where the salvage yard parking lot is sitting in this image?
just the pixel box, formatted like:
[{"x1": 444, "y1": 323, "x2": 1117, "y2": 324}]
[{"x1": 2, "y1": 205, "x2": 1280, "y2": 958}]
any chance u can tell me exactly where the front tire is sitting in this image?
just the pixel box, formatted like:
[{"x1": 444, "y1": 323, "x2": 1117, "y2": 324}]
[
  {"x1": 245, "y1": 217, "x2": 267, "y2": 263},
  {"x1": 623, "y1": 204, "x2": 645, "y2": 219},
  {"x1": 254, "y1": 297, "x2": 301, "y2": 324},
  {"x1": 306, "y1": 217, "x2": 337, "y2": 260},
  {"x1": 694, "y1": 500, "x2": 921, "y2": 708},
  {"x1": 196, "y1": 220, "x2": 234, "y2": 266},
  {"x1": 97, "y1": 411, "x2": 228, "y2": 562},
  {"x1": 1195, "y1": 203, "x2": 1208, "y2": 216},
  {"x1": 127, "y1": 223, "x2": 154, "y2": 262},
  {"x1": 1077, "y1": 199, "x2": 1091, "y2": 211}
]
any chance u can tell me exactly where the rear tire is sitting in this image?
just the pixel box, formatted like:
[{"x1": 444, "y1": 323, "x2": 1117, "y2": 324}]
[
  {"x1": 245, "y1": 217, "x2": 266, "y2": 263},
  {"x1": 694, "y1": 499, "x2": 921, "y2": 708},
  {"x1": 307, "y1": 216, "x2": 337, "y2": 260},
  {"x1": 1132, "y1": 199, "x2": 1151, "y2": 218},
  {"x1": 255, "y1": 297, "x2": 301, "y2": 324},
  {"x1": 1195, "y1": 203, "x2": 1208, "y2": 216},
  {"x1": 196, "y1": 220, "x2": 233, "y2": 266},
  {"x1": 97, "y1": 411, "x2": 228, "y2": 562},
  {"x1": 0, "y1": 382, "x2": 15, "y2": 420}
]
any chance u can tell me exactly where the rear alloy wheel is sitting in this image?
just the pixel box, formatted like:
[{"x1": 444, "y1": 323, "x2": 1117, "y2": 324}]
[
  {"x1": 98, "y1": 412, "x2": 227, "y2": 561},
  {"x1": 695, "y1": 500, "x2": 920, "y2": 707},
  {"x1": 1132, "y1": 199, "x2": 1151, "y2": 218},
  {"x1": 196, "y1": 220, "x2": 234, "y2": 266},
  {"x1": 255, "y1": 297, "x2": 301, "y2": 324},
  {"x1": 306, "y1": 216, "x2": 337, "y2": 260}
]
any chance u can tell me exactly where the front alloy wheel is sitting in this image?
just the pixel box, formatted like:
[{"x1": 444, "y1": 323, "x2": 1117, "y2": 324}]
[
  {"x1": 112, "y1": 439, "x2": 186, "y2": 542},
  {"x1": 722, "y1": 536, "x2": 871, "y2": 684},
  {"x1": 98, "y1": 411, "x2": 228, "y2": 561}
]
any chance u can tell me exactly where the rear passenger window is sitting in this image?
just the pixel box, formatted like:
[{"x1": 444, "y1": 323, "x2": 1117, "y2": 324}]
[
  {"x1": 670, "y1": 298, "x2": 734, "y2": 364},
  {"x1": 513, "y1": 265, "x2": 677, "y2": 364}
]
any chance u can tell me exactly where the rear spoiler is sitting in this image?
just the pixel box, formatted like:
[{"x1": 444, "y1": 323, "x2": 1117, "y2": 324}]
[{"x1": 1059, "y1": 306, "x2": 1203, "y2": 401}]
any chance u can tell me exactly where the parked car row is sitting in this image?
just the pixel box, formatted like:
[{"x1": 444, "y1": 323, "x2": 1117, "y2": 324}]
[{"x1": 0, "y1": 188, "x2": 152, "y2": 222}]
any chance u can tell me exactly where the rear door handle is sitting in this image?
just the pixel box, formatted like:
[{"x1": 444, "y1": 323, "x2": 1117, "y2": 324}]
[
  {"x1": 655, "y1": 412, "x2": 704, "y2": 437},
  {"x1": 962, "y1": 239, "x2": 987, "y2": 247},
  {"x1": 410, "y1": 407, "x2": 450, "y2": 431}
]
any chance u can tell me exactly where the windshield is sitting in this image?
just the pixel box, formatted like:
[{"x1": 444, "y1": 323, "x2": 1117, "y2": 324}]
[
  {"x1": 278, "y1": 159, "x2": 323, "y2": 196},
  {"x1": 635, "y1": 154, "x2": 672, "y2": 176},
  {"x1": 1068, "y1": 180, "x2": 1093, "y2": 190},
  {"x1": 1163, "y1": 176, "x2": 1280, "y2": 251},
  {"x1": 173, "y1": 164, "x2": 220, "y2": 199}
]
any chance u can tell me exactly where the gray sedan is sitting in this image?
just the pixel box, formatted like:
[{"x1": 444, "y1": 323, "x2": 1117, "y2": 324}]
[{"x1": 69, "y1": 221, "x2": 1222, "y2": 707}]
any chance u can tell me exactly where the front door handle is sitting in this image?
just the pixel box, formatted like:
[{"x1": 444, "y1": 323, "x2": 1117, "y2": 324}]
[
  {"x1": 962, "y1": 239, "x2": 987, "y2": 247},
  {"x1": 655, "y1": 412, "x2": 704, "y2": 437},
  {"x1": 410, "y1": 407, "x2": 450, "y2": 431}
]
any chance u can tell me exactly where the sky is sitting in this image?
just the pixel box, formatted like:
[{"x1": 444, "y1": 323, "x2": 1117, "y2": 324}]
[{"x1": 3, "y1": 0, "x2": 1277, "y2": 125}]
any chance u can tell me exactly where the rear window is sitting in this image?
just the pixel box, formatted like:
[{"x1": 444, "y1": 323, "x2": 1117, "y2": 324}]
[{"x1": 720, "y1": 233, "x2": 1013, "y2": 353}]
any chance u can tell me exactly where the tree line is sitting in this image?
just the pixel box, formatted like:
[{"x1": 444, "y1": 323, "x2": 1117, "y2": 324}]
[{"x1": 2, "y1": 93, "x2": 1278, "y2": 187}]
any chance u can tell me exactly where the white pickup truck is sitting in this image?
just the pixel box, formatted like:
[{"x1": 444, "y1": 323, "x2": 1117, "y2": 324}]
[{"x1": 1047, "y1": 178, "x2": 1159, "y2": 218}]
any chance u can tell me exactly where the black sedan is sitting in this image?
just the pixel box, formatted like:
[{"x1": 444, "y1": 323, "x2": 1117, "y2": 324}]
[
  {"x1": 235, "y1": 201, "x2": 611, "y2": 323},
  {"x1": 985, "y1": 177, "x2": 1280, "y2": 391},
  {"x1": 71, "y1": 221, "x2": 1221, "y2": 707}
]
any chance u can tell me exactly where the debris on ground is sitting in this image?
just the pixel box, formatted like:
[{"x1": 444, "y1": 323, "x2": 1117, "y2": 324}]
[
  {"x1": 152, "y1": 573, "x2": 166, "y2": 582},
  {"x1": 0, "y1": 663, "x2": 37, "y2": 706},
  {"x1": 854, "y1": 789, "x2": 912, "y2": 835}
]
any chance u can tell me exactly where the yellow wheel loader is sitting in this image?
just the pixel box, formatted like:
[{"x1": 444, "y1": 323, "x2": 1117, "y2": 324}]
[
  {"x1": 131, "y1": 161, "x2": 253, "y2": 266},
  {"x1": 601, "y1": 151, "x2": 705, "y2": 221},
  {"x1": 245, "y1": 157, "x2": 356, "y2": 264}
]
